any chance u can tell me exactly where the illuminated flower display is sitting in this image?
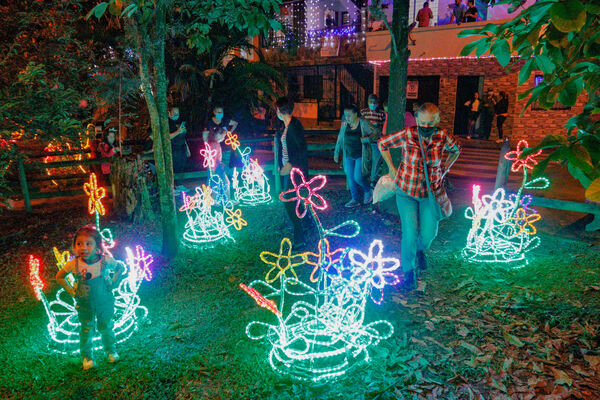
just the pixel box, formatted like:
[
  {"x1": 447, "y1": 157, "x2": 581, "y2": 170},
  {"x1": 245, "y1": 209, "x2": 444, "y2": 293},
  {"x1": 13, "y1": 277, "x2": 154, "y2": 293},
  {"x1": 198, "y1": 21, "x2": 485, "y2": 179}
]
[
  {"x1": 463, "y1": 139, "x2": 550, "y2": 266},
  {"x1": 240, "y1": 172, "x2": 400, "y2": 382},
  {"x1": 280, "y1": 168, "x2": 327, "y2": 218},
  {"x1": 28, "y1": 247, "x2": 154, "y2": 354},
  {"x1": 83, "y1": 173, "x2": 106, "y2": 216}
]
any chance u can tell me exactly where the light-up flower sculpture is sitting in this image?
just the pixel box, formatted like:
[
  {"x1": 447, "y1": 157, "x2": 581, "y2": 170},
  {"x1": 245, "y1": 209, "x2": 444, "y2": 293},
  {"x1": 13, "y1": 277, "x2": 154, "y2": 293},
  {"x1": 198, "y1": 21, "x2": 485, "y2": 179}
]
[
  {"x1": 83, "y1": 173, "x2": 115, "y2": 255},
  {"x1": 179, "y1": 186, "x2": 233, "y2": 247},
  {"x1": 200, "y1": 142, "x2": 217, "y2": 170},
  {"x1": 28, "y1": 246, "x2": 154, "y2": 354},
  {"x1": 463, "y1": 140, "x2": 550, "y2": 266},
  {"x1": 227, "y1": 139, "x2": 271, "y2": 205},
  {"x1": 240, "y1": 168, "x2": 400, "y2": 382}
]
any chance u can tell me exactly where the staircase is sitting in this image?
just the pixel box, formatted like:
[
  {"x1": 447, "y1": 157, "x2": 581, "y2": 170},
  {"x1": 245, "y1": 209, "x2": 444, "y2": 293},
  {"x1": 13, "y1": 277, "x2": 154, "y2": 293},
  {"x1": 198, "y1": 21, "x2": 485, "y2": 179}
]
[{"x1": 338, "y1": 64, "x2": 371, "y2": 109}]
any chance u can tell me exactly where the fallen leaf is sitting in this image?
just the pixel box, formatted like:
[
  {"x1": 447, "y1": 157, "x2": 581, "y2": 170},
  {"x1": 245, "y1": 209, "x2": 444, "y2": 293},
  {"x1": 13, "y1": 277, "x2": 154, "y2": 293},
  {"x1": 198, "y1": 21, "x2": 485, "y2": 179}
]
[
  {"x1": 584, "y1": 355, "x2": 600, "y2": 369},
  {"x1": 551, "y1": 367, "x2": 573, "y2": 386},
  {"x1": 502, "y1": 329, "x2": 524, "y2": 348},
  {"x1": 460, "y1": 341, "x2": 481, "y2": 354},
  {"x1": 457, "y1": 325, "x2": 470, "y2": 337},
  {"x1": 424, "y1": 320, "x2": 435, "y2": 331},
  {"x1": 502, "y1": 357, "x2": 513, "y2": 371}
]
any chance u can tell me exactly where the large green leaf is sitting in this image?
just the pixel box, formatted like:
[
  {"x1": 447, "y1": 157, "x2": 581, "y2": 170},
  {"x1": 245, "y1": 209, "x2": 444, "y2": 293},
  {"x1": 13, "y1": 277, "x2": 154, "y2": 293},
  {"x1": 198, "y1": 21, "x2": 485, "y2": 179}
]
[
  {"x1": 550, "y1": 0, "x2": 587, "y2": 33},
  {"x1": 535, "y1": 54, "x2": 555, "y2": 74},
  {"x1": 518, "y1": 58, "x2": 535, "y2": 85},
  {"x1": 491, "y1": 39, "x2": 511, "y2": 67},
  {"x1": 585, "y1": 177, "x2": 600, "y2": 201}
]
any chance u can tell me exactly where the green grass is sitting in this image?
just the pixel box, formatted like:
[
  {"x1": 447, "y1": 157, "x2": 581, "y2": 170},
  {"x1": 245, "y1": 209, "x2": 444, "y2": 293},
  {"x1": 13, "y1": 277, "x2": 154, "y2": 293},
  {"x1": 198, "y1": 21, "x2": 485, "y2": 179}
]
[{"x1": 1, "y1": 190, "x2": 599, "y2": 399}]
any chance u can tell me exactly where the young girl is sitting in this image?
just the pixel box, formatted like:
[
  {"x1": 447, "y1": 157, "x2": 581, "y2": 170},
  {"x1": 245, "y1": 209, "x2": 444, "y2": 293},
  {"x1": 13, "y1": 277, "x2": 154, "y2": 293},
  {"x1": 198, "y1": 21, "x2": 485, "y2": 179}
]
[{"x1": 56, "y1": 225, "x2": 124, "y2": 369}]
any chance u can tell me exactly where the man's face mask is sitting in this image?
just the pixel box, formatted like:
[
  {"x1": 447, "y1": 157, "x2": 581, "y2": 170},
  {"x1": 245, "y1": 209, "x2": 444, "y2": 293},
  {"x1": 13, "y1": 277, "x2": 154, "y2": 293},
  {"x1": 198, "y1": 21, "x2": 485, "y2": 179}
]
[
  {"x1": 418, "y1": 126, "x2": 436, "y2": 136},
  {"x1": 170, "y1": 113, "x2": 179, "y2": 121},
  {"x1": 368, "y1": 103, "x2": 377, "y2": 111},
  {"x1": 215, "y1": 111, "x2": 224, "y2": 119}
]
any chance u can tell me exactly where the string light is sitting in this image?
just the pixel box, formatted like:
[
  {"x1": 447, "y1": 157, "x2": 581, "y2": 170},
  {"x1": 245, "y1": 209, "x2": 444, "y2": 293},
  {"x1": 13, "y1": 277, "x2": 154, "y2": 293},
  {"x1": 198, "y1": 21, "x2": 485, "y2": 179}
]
[
  {"x1": 224, "y1": 131, "x2": 240, "y2": 151},
  {"x1": 83, "y1": 173, "x2": 106, "y2": 216},
  {"x1": 28, "y1": 246, "x2": 154, "y2": 354},
  {"x1": 463, "y1": 140, "x2": 550, "y2": 266},
  {"x1": 179, "y1": 188, "x2": 233, "y2": 247},
  {"x1": 280, "y1": 167, "x2": 327, "y2": 218},
  {"x1": 241, "y1": 171, "x2": 400, "y2": 382},
  {"x1": 225, "y1": 208, "x2": 247, "y2": 231},
  {"x1": 29, "y1": 255, "x2": 44, "y2": 301},
  {"x1": 200, "y1": 143, "x2": 217, "y2": 170},
  {"x1": 368, "y1": 55, "x2": 520, "y2": 66}
]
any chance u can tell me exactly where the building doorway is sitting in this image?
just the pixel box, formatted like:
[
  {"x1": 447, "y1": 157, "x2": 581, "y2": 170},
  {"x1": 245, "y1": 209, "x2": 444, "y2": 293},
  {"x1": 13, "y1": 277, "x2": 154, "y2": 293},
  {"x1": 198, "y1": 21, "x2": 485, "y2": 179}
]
[
  {"x1": 378, "y1": 75, "x2": 440, "y2": 113},
  {"x1": 455, "y1": 76, "x2": 483, "y2": 136}
]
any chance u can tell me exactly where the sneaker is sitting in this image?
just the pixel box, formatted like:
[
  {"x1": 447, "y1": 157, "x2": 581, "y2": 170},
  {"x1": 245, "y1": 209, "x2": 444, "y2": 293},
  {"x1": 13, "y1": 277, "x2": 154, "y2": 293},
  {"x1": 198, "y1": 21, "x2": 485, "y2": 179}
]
[
  {"x1": 344, "y1": 199, "x2": 360, "y2": 208},
  {"x1": 495, "y1": 139, "x2": 503, "y2": 143},
  {"x1": 399, "y1": 270, "x2": 417, "y2": 292},
  {"x1": 108, "y1": 352, "x2": 120, "y2": 363},
  {"x1": 82, "y1": 357, "x2": 95, "y2": 370},
  {"x1": 416, "y1": 251, "x2": 427, "y2": 270},
  {"x1": 363, "y1": 190, "x2": 373, "y2": 205}
]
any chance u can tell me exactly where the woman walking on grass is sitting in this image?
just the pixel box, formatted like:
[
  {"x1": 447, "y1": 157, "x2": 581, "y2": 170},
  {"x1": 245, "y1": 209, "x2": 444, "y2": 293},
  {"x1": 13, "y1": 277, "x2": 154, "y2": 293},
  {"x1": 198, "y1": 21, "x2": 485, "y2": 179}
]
[
  {"x1": 378, "y1": 103, "x2": 460, "y2": 291},
  {"x1": 334, "y1": 104, "x2": 377, "y2": 208}
]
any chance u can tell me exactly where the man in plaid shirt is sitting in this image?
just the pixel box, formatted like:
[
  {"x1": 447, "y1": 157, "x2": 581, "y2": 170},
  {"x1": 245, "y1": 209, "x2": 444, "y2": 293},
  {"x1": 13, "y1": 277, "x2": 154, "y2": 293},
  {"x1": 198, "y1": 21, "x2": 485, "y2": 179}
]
[
  {"x1": 361, "y1": 94, "x2": 386, "y2": 190},
  {"x1": 378, "y1": 103, "x2": 460, "y2": 291}
]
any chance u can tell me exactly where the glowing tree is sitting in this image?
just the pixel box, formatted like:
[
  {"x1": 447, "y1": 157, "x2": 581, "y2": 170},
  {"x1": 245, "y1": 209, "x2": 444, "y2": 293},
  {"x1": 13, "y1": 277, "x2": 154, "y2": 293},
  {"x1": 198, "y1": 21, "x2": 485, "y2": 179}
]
[
  {"x1": 240, "y1": 168, "x2": 400, "y2": 382},
  {"x1": 463, "y1": 140, "x2": 550, "y2": 266},
  {"x1": 28, "y1": 245, "x2": 154, "y2": 354},
  {"x1": 222, "y1": 131, "x2": 271, "y2": 206}
]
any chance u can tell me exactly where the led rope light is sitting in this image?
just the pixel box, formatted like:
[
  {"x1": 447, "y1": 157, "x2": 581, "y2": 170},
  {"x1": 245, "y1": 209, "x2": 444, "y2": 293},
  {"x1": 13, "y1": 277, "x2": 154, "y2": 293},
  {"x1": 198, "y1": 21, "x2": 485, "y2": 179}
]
[
  {"x1": 226, "y1": 141, "x2": 271, "y2": 206},
  {"x1": 28, "y1": 246, "x2": 154, "y2": 355},
  {"x1": 463, "y1": 140, "x2": 550, "y2": 266},
  {"x1": 240, "y1": 168, "x2": 399, "y2": 382}
]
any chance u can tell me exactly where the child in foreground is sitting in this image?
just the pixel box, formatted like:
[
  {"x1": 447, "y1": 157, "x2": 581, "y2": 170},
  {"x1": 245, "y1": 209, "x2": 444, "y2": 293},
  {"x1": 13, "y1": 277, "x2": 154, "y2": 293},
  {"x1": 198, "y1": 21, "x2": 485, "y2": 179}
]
[{"x1": 56, "y1": 225, "x2": 124, "y2": 369}]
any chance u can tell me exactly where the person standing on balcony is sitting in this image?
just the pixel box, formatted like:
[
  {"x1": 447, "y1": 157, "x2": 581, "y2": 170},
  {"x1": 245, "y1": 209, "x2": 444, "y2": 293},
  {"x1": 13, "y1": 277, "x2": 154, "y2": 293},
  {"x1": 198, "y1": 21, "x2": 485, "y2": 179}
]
[
  {"x1": 378, "y1": 103, "x2": 460, "y2": 291},
  {"x1": 464, "y1": 0, "x2": 479, "y2": 22},
  {"x1": 334, "y1": 104, "x2": 377, "y2": 207},
  {"x1": 275, "y1": 97, "x2": 310, "y2": 247},
  {"x1": 416, "y1": 2, "x2": 434, "y2": 27},
  {"x1": 449, "y1": 0, "x2": 467, "y2": 25},
  {"x1": 361, "y1": 94, "x2": 386, "y2": 192}
]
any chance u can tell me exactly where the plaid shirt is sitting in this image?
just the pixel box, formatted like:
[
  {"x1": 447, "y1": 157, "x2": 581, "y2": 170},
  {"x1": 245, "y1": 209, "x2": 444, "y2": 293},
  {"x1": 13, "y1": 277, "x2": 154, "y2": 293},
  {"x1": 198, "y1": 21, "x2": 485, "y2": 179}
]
[{"x1": 378, "y1": 127, "x2": 459, "y2": 198}]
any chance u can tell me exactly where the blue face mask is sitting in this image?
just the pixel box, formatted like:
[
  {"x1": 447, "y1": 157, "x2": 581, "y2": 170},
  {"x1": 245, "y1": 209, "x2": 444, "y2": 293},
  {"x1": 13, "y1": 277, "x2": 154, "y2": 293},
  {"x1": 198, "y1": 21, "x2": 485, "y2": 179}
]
[
  {"x1": 171, "y1": 114, "x2": 179, "y2": 121},
  {"x1": 215, "y1": 112, "x2": 223, "y2": 119},
  {"x1": 368, "y1": 104, "x2": 377, "y2": 111}
]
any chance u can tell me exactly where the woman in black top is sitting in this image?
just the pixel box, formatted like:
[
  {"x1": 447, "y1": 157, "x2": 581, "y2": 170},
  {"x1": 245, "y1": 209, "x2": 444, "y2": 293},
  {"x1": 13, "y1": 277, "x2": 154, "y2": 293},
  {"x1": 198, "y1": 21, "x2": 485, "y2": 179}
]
[{"x1": 275, "y1": 97, "x2": 310, "y2": 247}]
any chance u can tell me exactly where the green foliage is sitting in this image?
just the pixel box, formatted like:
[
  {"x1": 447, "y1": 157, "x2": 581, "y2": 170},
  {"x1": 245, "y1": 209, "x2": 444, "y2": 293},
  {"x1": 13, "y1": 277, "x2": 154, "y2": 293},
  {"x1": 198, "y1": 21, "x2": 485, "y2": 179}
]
[{"x1": 459, "y1": 0, "x2": 600, "y2": 199}]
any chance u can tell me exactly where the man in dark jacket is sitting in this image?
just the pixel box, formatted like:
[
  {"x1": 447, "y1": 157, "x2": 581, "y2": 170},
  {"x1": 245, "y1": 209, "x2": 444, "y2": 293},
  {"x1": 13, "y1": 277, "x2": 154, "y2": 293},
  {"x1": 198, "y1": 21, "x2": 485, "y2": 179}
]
[{"x1": 275, "y1": 97, "x2": 310, "y2": 247}]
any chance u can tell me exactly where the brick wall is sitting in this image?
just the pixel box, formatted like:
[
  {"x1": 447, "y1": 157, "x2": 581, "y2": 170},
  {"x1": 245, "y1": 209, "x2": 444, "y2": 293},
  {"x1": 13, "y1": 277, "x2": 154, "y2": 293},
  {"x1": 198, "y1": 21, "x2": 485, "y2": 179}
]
[{"x1": 377, "y1": 58, "x2": 582, "y2": 148}]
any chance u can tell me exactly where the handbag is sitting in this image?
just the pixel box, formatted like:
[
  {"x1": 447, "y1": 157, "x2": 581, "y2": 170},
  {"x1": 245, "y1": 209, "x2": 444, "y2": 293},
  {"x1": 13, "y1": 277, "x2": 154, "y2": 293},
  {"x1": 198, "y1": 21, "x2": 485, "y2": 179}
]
[
  {"x1": 417, "y1": 132, "x2": 452, "y2": 221},
  {"x1": 373, "y1": 174, "x2": 397, "y2": 203}
]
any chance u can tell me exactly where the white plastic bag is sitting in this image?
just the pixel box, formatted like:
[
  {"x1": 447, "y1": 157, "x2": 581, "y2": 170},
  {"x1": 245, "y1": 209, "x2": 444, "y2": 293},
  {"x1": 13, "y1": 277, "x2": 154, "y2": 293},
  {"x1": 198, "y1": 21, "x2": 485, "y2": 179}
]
[{"x1": 373, "y1": 174, "x2": 397, "y2": 203}]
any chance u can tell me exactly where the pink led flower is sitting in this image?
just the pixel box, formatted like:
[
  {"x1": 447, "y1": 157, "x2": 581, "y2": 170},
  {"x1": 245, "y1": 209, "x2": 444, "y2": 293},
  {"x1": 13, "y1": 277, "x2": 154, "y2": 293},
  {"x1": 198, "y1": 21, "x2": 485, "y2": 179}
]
[
  {"x1": 305, "y1": 238, "x2": 346, "y2": 282},
  {"x1": 200, "y1": 142, "x2": 217, "y2": 169},
  {"x1": 279, "y1": 168, "x2": 327, "y2": 218},
  {"x1": 505, "y1": 140, "x2": 542, "y2": 173}
]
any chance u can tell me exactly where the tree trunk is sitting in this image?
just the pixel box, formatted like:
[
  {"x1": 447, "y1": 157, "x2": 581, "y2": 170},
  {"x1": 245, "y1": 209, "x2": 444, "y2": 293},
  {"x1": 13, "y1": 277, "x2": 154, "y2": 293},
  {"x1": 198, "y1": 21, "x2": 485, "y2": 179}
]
[
  {"x1": 379, "y1": 0, "x2": 410, "y2": 216},
  {"x1": 111, "y1": 157, "x2": 154, "y2": 223},
  {"x1": 129, "y1": 16, "x2": 179, "y2": 257}
]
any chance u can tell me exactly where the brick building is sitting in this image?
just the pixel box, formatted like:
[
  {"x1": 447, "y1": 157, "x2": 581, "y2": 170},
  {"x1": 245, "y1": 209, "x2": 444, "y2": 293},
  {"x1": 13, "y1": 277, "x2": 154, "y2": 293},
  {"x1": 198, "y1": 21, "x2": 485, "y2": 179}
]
[{"x1": 259, "y1": 1, "x2": 578, "y2": 146}]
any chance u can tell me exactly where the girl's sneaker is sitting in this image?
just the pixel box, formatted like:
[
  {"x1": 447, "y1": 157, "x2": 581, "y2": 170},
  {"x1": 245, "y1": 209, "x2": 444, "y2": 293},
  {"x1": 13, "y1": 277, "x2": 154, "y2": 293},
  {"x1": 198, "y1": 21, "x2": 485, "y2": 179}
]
[
  {"x1": 82, "y1": 357, "x2": 95, "y2": 370},
  {"x1": 345, "y1": 199, "x2": 360, "y2": 208},
  {"x1": 108, "y1": 352, "x2": 120, "y2": 363}
]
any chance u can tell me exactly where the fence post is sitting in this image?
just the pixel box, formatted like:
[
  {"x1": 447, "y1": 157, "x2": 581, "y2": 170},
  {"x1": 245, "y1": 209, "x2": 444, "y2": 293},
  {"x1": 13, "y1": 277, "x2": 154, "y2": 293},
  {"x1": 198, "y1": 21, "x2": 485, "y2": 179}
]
[
  {"x1": 494, "y1": 139, "x2": 511, "y2": 190},
  {"x1": 273, "y1": 138, "x2": 281, "y2": 194},
  {"x1": 18, "y1": 159, "x2": 32, "y2": 213}
]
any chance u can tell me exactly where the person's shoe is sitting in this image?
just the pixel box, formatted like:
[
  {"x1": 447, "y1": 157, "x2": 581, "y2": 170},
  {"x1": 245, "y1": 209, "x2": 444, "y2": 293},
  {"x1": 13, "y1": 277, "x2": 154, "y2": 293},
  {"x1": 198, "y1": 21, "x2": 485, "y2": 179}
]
[
  {"x1": 495, "y1": 139, "x2": 503, "y2": 143},
  {"x1": 416, "y1": 251, "x2": 427, "y2": 270},
  {"x1": 399, "y1": 270, "x2": 417, "y2": 292},
  {"x1": 363, "y1": 190, "x2": 373, "y2": 205},
  {"x1": 466, "y1": 136, "x2": 471, "y2": 139},
  {"x1": 345, "y1": 199, "x2": 361, "y2": 208},
  {"x1": 82, "y1": 357, "x2": 95, "y2": 370},
  {"x1": 108, "y1": 352, "x2": 120, "y2": 363}
]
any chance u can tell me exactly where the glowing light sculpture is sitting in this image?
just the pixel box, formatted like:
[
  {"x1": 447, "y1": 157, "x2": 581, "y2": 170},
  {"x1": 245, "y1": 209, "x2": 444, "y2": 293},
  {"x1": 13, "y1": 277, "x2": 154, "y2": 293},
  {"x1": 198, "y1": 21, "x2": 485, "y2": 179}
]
[
  {"x1": 179, "y1": 186, "x2": 233, "y2": 248},
  {"x1": 463, "y1": 140, "x2": 550, "y2": 266},
  {"x1": 28, "y1": 246, "x2": 154, "y2": 354},
  {"x1": 227, "y1": 142, "x2": 271, "y2": 206},
  {"x1": 83, "y1": 173, "x2": 115, "y2": 255},
  {"x1": 240, "y1": 168, "x2": 399, "y2": 382}
]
